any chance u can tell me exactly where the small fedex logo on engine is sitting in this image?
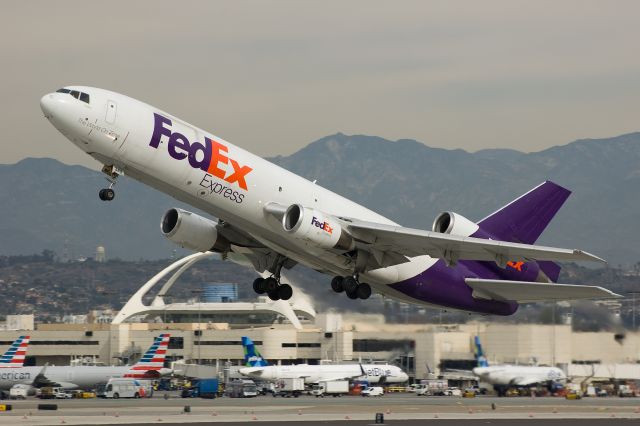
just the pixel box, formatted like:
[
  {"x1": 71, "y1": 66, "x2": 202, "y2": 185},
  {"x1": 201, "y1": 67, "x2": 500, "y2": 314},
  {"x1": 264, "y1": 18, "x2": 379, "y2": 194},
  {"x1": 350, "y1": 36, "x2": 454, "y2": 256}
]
[
  {"x1": 311, "y1": 217, "x2": 333, "y2": 234},
  {"x1": 149, "y1": 113, "x2": 252, "y2": 191}
]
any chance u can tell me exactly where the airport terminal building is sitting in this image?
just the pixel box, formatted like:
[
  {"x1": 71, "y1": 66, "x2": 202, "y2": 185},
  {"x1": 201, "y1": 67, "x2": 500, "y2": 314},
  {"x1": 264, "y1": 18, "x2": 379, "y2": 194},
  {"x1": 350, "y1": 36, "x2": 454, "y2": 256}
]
[{"x1": 5, "y1": 313, "x2": 640, "y2": 382}]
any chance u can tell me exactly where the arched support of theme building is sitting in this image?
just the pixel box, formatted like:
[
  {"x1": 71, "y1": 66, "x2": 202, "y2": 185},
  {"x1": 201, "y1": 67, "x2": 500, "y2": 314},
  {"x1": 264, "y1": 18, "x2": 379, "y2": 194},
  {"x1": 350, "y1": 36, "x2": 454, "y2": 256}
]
[{"x1": 112, "y1": 252, "x2": 315, "y2": 329}]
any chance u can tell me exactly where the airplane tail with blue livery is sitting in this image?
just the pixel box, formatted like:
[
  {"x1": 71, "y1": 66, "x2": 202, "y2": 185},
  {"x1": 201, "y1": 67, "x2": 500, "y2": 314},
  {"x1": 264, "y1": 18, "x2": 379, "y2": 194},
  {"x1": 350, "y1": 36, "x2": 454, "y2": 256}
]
[
  {"x1": 473, "y1": 336, "x2": 489, "y2": 368},
  {"x1": 125, "y1": 333, "x2": 171, "y2": 378},
  {"x1": 0, "y1": 336, "x2": 30, "y2": 368},
  {"x1": 242, "y1": 336, "x2": 268, "y2": 367}
]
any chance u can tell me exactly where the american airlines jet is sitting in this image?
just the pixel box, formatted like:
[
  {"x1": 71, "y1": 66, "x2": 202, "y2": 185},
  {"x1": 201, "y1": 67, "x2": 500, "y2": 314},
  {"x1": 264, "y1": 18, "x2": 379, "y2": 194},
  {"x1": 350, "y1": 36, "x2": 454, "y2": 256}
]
[
  {"x1": 0, "y1": 334, "x2": 171, "y2": 390},
  {"x1": 40, "y1": 87, "x2": 619, "y2": 315},
  {"x1": 0, "y1": 336, "x2": 30, "y2": 368},
  {"x1": 239, "y1": 337, "x2": 408, "y2": 384}
]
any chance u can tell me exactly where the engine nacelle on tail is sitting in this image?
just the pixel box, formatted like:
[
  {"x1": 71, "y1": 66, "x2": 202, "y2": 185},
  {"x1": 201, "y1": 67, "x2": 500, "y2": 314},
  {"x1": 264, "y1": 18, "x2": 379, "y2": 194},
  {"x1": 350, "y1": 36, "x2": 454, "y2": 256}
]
[
  {"x1": 282, "y1": 204, "x2": 355, "y2": 251},
  {"x1": 432, "y1": 211, "x2": 479, "y2": 237},
  {"x1": 160, "y1": 208, "x2": 229, "y2": 252}
]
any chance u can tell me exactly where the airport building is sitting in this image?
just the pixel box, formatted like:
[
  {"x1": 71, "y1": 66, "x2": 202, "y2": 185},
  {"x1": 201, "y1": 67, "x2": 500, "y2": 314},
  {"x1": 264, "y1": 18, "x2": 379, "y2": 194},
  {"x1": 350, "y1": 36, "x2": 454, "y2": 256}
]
[
  {"x1": 5, "y1": 315, "x2": 640, "y2": 382},
  {"x1": 6, "y1": 254, "x2": 639, "y2": 382}
]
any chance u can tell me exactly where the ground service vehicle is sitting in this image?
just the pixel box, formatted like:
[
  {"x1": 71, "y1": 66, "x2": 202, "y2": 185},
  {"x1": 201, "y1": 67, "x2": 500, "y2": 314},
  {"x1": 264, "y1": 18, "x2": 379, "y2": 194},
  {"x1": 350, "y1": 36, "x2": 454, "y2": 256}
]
[
  {"x1": 416, "y1": 380, "x2": 448, "y2": 396},
  {"x1": 227, "y1": 380, "x2": 258, "y2": 398},
  {"x1": 566, "y1": 390, "x2": 582, "y2": 400},
  {"x1": 444, "y1": 387, "x2": 462, "y2": 396},
  {"x1": 9, "y1": 385, "x2": 29, "y2": 400},
  {"x1": 273, "y1": 378, "x2": 304, "y2": 397},
  {"x1": 101, "y1": 378, "x2": 146, "y2": 399},
  {"x1": 181, "y1": 378, "x2": 219, "y2": 398},
  {"x1": 361, "y1": 386, "x2": 384, "y2": 397},
  {"x1": 311, "y1": 381, "x2": 349, "y2": 397}
]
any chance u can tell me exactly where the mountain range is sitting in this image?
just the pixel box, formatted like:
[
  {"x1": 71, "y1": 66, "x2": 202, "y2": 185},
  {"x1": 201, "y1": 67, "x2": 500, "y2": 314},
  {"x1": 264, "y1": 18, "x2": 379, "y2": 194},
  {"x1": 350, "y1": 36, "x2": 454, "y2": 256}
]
[{"x1": 2, "y1": 131, "x2": 640, "y2": 264}]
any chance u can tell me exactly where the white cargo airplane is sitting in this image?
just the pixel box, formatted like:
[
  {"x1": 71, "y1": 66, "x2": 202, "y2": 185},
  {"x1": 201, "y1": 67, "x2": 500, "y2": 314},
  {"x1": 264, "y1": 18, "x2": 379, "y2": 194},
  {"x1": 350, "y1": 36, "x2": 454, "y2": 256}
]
[{"x1": 40, "y1": 87, "x2": 619, "y2": 315}]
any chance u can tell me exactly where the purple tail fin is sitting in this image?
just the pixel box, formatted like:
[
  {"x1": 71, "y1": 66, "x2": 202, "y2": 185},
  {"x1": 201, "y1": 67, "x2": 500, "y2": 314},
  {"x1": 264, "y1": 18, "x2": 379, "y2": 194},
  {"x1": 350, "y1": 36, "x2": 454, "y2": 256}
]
[
  {"x1": 478, "y1": 181, "x2": 570, "y2": 282},
  {"x1": 478, "y1": 181, "x2": 570, "y2": 245}
]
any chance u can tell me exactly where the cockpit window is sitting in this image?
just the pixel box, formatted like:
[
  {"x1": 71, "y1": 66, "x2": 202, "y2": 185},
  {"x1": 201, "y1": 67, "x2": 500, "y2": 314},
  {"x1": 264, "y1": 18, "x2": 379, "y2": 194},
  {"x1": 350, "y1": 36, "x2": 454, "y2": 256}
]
[{"x1": 56, "y1": 88, "x2": 90, "y2": 104}]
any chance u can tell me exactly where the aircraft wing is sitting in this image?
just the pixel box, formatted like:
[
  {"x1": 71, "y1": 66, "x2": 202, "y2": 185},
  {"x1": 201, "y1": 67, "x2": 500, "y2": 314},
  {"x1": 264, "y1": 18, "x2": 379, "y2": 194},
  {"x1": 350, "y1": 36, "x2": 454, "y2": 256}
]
[
  {"x1": 31, "y1": 366, "x2": 77, "y2": 389},
  {"x1": 318, "y1": 374, "x2": 361, "y2": 383},
  {"x1": 345, "y1": 220, "x2": 604, "y2": 268},
  {"x1": 465, "y1": 279, "x2": 621, "y2": 303}
]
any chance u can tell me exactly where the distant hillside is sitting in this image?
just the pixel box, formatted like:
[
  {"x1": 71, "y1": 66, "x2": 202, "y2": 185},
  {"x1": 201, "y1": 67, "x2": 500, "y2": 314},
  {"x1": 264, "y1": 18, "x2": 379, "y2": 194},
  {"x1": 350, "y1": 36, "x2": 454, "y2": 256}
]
[{"x1": 2, "y1": 131, "x2": 640, "y2": 263}]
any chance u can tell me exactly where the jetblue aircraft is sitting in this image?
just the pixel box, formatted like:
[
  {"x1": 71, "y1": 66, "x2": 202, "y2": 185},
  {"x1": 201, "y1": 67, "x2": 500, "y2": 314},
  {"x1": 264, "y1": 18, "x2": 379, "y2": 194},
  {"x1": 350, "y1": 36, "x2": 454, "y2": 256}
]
[
  {"x1": 0, "y1": 334, "x2": 171, "y2": 390},
  {"x1": 239, "y1": 337, "x2": 408, "y2": 384},
  {"x1": 471, "y1": 336, "x2": 566, "y2": 396},
  {"x1": 0, "y1": 336, "x2": 30, "y2": 368},
  {"x1": 40, "y1": 87, "x2": 619, "y2": 315}
]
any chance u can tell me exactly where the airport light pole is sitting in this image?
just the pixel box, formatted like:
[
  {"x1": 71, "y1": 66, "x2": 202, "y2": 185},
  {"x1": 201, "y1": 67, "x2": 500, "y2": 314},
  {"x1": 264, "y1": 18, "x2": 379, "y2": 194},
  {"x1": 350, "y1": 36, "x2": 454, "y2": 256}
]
[
  {"x1": 628, "y1": 292, "x2": 640, "y2": 331},
  {"x1": 191, "y1": 289, "x2": 204, "y2": 364}
]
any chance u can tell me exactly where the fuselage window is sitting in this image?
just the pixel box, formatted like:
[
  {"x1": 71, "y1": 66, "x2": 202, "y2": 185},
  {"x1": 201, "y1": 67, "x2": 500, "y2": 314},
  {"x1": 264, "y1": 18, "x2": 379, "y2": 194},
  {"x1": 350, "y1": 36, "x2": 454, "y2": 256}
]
[{"x1": 79, "y1": 92, "x2": 90, "y2": 104}]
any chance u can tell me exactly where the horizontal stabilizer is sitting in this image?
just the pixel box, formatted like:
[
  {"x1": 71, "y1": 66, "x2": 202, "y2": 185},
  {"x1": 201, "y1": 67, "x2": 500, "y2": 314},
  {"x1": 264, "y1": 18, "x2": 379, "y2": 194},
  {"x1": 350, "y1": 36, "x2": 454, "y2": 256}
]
[{"x1": 465, "y1": 278, "x2": 621, "y2": 303}]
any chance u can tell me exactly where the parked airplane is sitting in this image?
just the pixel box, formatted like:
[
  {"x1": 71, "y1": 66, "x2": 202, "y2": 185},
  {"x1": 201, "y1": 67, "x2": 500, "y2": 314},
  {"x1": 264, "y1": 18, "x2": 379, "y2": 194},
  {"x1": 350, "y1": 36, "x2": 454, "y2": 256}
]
[
  {"x1": 0, "y1": 334, "x2": 171, "y2": 390},
  {"x1": 471, "y1": 336, "x2": 566, "y2": 396},
  {"x1": 40, "y1": 87, "x2": 619, "y2": 315},
  {"x1": 0, "y1": 336, "x2": 30, "y2": 368},
  {"x1": 239, "y1": 336, "x2": 408, "y2": 384}
]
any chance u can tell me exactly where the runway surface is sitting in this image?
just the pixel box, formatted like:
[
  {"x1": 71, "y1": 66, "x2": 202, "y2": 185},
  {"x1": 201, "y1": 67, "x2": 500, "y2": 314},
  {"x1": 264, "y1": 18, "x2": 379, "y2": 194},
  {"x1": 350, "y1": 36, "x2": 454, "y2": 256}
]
[{"x1": 0, "y1": 393, "x2": 639, "y2": 425}]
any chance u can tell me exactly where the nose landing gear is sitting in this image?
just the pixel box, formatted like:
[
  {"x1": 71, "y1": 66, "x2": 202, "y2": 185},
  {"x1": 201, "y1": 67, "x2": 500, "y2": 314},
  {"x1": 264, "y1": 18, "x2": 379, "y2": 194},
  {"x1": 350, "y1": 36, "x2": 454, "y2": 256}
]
[
  {"x1": 98, "y1": 165, "x2": 123, "y2": 202},
  {"x1": 98, "y1": 188, "x2": 115, "y2": 201}
]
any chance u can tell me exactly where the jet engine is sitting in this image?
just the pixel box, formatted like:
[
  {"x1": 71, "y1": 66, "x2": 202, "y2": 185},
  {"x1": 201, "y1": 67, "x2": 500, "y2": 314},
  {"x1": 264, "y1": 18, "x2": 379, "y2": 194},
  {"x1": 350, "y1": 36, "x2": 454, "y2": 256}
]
[
  {"x1": 432, "y1": 211, "x2": 480, "y2": 237},
  {"x1": 282, "y1": 204, "x2": 355, "y2": 251},
  {"x1": 160, "y1": 208, "x2": 229, "y2": 252}
]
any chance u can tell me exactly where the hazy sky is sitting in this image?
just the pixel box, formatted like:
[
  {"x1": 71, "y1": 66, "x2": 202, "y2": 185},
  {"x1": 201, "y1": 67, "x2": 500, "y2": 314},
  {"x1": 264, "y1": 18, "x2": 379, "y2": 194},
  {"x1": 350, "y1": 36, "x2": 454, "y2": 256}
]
[{"x1": 2, "y1": 1, "x2": 640, "y2": 168}]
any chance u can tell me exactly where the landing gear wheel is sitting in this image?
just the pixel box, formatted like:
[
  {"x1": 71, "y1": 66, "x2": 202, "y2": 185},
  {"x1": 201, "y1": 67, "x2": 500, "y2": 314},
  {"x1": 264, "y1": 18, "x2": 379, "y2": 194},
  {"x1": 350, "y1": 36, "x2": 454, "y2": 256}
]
[
  {"x1": 253, "y1": 278, "x2": 266, "y2": 294},
  {"x1": 98, "y1": 188, "x2": 115, "y2": 201},
  {"x1": 356, "y1": 283, "x2": 372, "y2": 299},
  {"x1": 346, "y1": 290, "x2": 358, "y2": 300},
  {"x1": 331, "y1": 276, "x2": 344, "y2": 293},
  {"x1": 267, "y1": 288, "x2": 280, "y2": 301},
  {"x1": 264, "y1": 277, "x2": 278, "y2": 293},
  {"x1": 277, "y1": 284, "x2": 293, "y2": 301},
  {"x1": 343, "y1": 276, "x2": 358, "y2": 294}
]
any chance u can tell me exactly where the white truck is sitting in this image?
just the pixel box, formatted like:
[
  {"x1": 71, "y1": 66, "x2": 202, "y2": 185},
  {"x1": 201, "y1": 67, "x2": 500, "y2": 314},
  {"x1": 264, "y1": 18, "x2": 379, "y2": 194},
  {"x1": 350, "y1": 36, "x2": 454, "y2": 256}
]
[
  {"x1": 273, "y1": 378, "x2": 305, "y2": 397},
  {"x1": 311, "y1": 380, "x2": 349, "y2": 397},
  {"x1": 416, "y1": 379, "x2": 448, "y2": 396},
  {"x1": 100, "y1": 378, "x2": 148, "y2": 399},
  {"x1": 9, "y1": 384, "x2": 31, "y2": 399}
]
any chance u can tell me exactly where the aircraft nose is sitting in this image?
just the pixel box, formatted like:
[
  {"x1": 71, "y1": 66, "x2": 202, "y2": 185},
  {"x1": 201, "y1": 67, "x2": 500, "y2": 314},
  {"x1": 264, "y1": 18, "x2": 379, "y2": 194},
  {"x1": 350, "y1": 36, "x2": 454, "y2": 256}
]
[{"x1": 40, "y1": 93, "x2": 55, "y2": 118}]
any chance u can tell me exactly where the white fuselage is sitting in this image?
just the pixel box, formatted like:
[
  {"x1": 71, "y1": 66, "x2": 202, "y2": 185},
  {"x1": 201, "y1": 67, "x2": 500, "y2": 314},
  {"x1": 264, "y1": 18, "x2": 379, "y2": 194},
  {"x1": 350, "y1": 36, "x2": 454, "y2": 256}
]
[
  {"x1": 0, "y1": 366, "x2": 132, "y2": 390},
  {"x1": 472, "y1": 365, "x2": 566, "y2": 387},
  {"x1": 39, "y1": 87, "x2": 440, "y2": 305},
  {"x1": 240, "y1": 363, "x2": 408, "y2": 384}
]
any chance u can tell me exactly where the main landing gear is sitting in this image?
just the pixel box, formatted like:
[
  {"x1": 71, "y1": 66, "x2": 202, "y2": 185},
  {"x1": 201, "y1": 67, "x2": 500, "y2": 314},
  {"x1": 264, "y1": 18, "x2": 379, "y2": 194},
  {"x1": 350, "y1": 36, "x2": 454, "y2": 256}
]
[
  {"x1": 330, "y1": 276, "x2": 371, "y2": 300},
  {"x1": 98, "y1": 165, "x2": 122, "y2": 202},
  {"x1": 253, "y1": 276, "x2": 293, "y2": 301},
  {"x1": 252, "y1": 255, "x2": 293, "y2": 301}
]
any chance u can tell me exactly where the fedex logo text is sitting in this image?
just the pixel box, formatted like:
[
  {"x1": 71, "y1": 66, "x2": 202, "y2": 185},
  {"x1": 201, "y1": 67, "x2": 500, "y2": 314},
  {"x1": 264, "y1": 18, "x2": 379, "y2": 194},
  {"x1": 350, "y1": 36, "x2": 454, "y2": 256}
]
[
  {"x1": 311, "y1": 217, "x2": 333, "y2": 234},
  {"x1": 149, "y1": 113, "x2": 253, "y2": 191}
]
